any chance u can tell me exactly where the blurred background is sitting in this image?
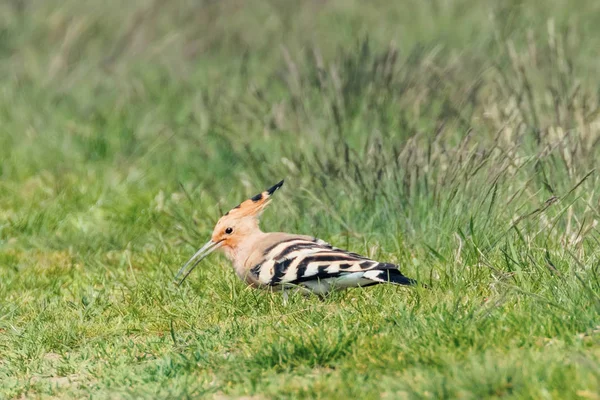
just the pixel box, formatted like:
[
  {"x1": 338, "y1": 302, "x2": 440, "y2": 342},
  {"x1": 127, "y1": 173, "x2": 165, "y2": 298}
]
[
  {"x1": 2, "y1": 0, "x2": 598, "y2": 249},
  {"x1": 1, "y1": 1, "x2": 600, "y2": 397}
]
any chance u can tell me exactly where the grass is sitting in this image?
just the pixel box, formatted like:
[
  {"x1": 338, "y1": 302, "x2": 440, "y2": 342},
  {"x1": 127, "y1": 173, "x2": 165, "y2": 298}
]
[{"x1": 1, "y1": 0, "x2": 600, "y2": 398}]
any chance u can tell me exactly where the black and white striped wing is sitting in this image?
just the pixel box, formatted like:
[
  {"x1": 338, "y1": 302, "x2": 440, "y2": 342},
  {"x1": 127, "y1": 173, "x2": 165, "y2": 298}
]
[{"x1": 249, "y1": 237, "x2": 413, "y2": 291}]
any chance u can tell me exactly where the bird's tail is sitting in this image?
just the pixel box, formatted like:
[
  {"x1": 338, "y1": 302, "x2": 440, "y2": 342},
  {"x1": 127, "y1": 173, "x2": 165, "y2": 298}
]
[
  {"x1": 364, "y1": 268, "x2": 421, "y2": 287},
  {"x1": 385, "y1": 269, "x2": 417, "y2": 286}
]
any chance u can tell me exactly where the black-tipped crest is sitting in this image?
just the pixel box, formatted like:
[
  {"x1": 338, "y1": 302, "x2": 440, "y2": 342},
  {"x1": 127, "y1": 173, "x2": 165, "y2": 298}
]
[
  {"x1": 267, "y1": 180, "x2": 285, "y2": 195},
  {"x1": 250, "y1": 193, "x2": 263, "y2": 202},
  {"x1": 249, "y1": 179, "x2": 284, "y2": 203},
  {"x1": 224, "y1": 180, "x2": 285, "y2": 218}
]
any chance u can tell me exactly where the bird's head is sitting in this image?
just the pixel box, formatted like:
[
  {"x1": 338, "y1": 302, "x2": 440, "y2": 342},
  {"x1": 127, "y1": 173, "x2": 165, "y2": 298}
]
[{"x1": 174, "y1": 179, "x2": 284, "y2": 285}]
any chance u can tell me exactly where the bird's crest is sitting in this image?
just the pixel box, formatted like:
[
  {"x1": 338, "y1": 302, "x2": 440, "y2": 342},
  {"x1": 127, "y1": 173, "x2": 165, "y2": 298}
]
[{"x1": 223, "y1": 179, "x2": 284, "y2": 219}]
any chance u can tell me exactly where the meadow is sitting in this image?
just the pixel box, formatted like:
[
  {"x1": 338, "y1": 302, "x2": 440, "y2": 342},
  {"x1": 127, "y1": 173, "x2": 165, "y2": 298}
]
[{"x1": 1, "y1": 0, "x2": 600, "y2": 398}]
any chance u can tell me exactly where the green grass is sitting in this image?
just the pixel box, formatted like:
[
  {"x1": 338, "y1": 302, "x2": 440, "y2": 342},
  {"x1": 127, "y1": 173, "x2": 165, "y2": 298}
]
[{"x1": 1, "y1": 0, "x2": 600, "y2": 398}]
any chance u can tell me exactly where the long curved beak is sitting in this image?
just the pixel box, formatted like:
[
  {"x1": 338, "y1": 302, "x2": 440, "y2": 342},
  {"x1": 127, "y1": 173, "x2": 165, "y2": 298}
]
[{"x1": 174, "y1": 240, "x2": 223, "y2": 286}]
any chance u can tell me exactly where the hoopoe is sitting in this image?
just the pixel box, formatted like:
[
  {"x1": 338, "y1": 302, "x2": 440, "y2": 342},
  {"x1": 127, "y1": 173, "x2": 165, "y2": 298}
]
[{"x1": 175, "y1": 180, "x2": 416, "y2": 295}]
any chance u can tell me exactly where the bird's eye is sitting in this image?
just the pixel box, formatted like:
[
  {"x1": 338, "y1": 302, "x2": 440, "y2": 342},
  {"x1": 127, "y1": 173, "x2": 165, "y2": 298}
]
[{"x1": 225, "y1": 227, "x2": 234, "y2": 234}]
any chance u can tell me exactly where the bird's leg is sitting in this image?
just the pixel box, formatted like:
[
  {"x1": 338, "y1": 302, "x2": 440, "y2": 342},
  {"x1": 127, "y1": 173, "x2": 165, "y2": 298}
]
[{"x1": 282, "y1": 288, "x2": 289, "y2": 306}]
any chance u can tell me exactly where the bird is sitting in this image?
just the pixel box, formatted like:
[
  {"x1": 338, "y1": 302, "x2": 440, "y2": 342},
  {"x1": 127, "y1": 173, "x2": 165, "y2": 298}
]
[{"x1": 174, "y1": 180, "x2": 417, "y2": 296}]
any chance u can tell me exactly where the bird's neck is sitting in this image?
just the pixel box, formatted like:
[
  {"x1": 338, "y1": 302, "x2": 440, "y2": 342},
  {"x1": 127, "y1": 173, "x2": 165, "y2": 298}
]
[
  {"x1": 222, "y1": 229, "x2": 268, "y2": 265},
  {"x1": 219, "y1": 230, "x2": 267, "y2": 285}
]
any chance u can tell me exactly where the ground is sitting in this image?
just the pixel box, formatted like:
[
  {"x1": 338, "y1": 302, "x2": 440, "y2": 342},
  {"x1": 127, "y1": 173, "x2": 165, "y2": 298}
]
[{"x1": 1, "y1": 0, "x2": 599, "y2": 398}]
